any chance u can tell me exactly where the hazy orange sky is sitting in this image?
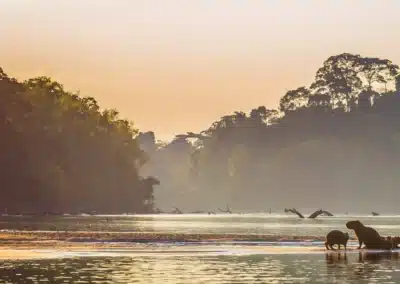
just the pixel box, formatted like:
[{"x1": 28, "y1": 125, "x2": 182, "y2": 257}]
[{"x1": 1, "y1": 0, "x2": 400, "y2": 140}]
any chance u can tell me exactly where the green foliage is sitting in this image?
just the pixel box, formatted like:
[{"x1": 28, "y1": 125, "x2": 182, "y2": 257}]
[{"x1": 0, "y1": 70, "x2": 157, "y2": 214}]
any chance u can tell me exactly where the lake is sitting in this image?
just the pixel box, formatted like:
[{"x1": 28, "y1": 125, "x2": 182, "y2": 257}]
[{"x1": 0, "y1": 214, "x2": 400, "y2": 283}]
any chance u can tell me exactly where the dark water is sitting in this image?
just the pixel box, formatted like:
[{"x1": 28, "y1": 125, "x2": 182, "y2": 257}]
[
  {"x1": 1, "y1": 214, "x2": 400, "y2": 237},
  {"x1": 1, "y1": 252, "x2": 400, "y2": 283}
]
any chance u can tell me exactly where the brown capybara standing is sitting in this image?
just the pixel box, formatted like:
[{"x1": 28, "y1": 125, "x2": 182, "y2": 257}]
[
  {"x1": 325, "y1": 230, "x2": 349, "y2": 250},
  {"x1": 346, "y1": 220, "x2": 392, "y2": 250}
]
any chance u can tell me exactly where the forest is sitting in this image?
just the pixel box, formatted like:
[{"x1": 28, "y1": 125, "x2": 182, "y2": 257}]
[
  {"x1": 0, "y1": 68, "x2": 158, "y2": 214},
  {"x1": 139, "y1": 53, "x2": 400, "y2": 214},
  {"x1": 2, "y1": 52, "x2": 400, "y2": 214}
]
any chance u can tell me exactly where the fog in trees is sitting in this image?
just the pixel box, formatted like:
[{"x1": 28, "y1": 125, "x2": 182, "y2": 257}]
[
  {"x1": 139, "y1": 53, "x2": 400, "y2": 214},
  {"x1": 1, "y1": 52, "x2": 399, "y2": 215}
]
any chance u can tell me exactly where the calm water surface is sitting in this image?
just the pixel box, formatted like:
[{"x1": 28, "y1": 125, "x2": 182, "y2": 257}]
[
  {"x1": 1, "y1": 214, "x2": 400, "y2": 237},
  {"x1": 1, "y1": 251, "x2": 400, "y2": 283}
]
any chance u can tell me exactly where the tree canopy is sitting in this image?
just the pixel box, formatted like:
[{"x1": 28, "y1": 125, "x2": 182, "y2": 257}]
[
  {"x1": 3, "y1": 52, "x2": 400, "y2": 214},
  {"x1": 0, "y1": 69, "x2": 157, "y2": 214},
  {"x1": 139, "y1": 53, "x2": 400, "y2": 213}
]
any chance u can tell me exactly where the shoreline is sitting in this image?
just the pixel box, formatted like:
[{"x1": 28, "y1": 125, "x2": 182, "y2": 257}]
[
  {"x1": 0, "y1": 230, "x2": 362, "y2": 250},
  {"x1": 0, "y1": 241, "x2": 396, "y2": 261},
  {"x1": 0, "y1": 231, "x2": 398, "y2": 261},
  {"x1": 0, "y1": 230, "x2": 338, "y2": 244}
]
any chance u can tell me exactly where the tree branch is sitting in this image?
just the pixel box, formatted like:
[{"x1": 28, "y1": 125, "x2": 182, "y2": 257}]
[
  {"x1": 284, "y1": 208, "x2": 305, "y2": 218},
  {"x1": 308, "y1": 209, "x2": 334, "y2": 219},
  {"x1": 218, "y1": 204, "x2": 232, "y2": 214}
]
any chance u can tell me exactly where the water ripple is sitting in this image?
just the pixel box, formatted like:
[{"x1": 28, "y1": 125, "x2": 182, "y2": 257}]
[{"x1": 0, "y1": 252, "x2": 400, "y2": 283}]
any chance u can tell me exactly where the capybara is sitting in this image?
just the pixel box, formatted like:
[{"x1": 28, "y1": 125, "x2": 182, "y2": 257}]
[
  {"x1": 346, "y1": 220, "x2": 392, "y2": 250},
  {"x1": 394, "y1": 236, "x2": 400, "y2": 248},
  {"x1": 386, "y1": 236, "x2": 400, "y2": 249},
  {"x1": 325, "y1": 230, "x2": 349, "y2": 250}
]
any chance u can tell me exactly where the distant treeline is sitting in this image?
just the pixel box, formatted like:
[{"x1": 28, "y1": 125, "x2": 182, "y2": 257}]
[
  {"x1": 139, "y1": 53, "x2": 400, "y2": 213},
  {"x1": 0, "y1": 68, "x2": 158, "y2": 214}
]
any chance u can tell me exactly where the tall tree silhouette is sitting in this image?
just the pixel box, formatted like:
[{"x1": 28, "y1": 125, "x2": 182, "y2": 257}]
[{"x1": 0, "y1": 70, "x2": 158, "y2": 214}]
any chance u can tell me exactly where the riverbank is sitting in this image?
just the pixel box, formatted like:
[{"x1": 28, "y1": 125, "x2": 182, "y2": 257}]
[
  {"x1": 0, "y1": 230, "x2": 337, "y2": 249},
  {"x1": 0, "y1": 238, "x2": 360, "y2": 261},
  {"x1": 0, "y1": 230, "x2": 397, "y2": 262},
  {"x1": 0, "y1": 230, "x2": 345, "y2": 244}
]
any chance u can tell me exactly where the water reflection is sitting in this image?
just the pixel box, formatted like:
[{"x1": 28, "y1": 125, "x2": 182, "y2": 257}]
[
  {"x1": 326, "y1": 251, "x2": 348, "y2": 265},
  {"x1": 0, "y1": 253, "x2": 400, "y2": 283},
  {"x1": 358, "y1": 251, "x2": 400, "y2": 263},
  {"x1": 324, "y1": 251, "x2": 400, "y2": 283}
]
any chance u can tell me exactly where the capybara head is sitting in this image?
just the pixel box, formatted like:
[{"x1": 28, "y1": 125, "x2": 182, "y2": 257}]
[
  {"x1": 346, "y1": 220, "x2": 364, "y2": 230},
  {"x1": 344, "y1": 232, "x2": 349, "y2": 241}
]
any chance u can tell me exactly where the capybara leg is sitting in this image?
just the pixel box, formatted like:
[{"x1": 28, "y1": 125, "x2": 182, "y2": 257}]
[
  {"x1": 325, "y1": 242, "x2": 329, "y2": 250},
  {"x1": 357, "y1": 241, "x2": 363, "y2": 249},
  {"x1": 330, "y1": 244, "x2": 335, "y2": 250},
  {"x1": 344, "y1": 244, "x2": 347, "y2": 250},
  {"x1": 338, "y1": 244, "x2": 341, "y2": 250}
]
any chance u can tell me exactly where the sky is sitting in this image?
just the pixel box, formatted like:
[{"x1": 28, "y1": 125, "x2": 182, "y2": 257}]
[{"x1": 1, "y1": 0, "x2": 400, "y2": 141}]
